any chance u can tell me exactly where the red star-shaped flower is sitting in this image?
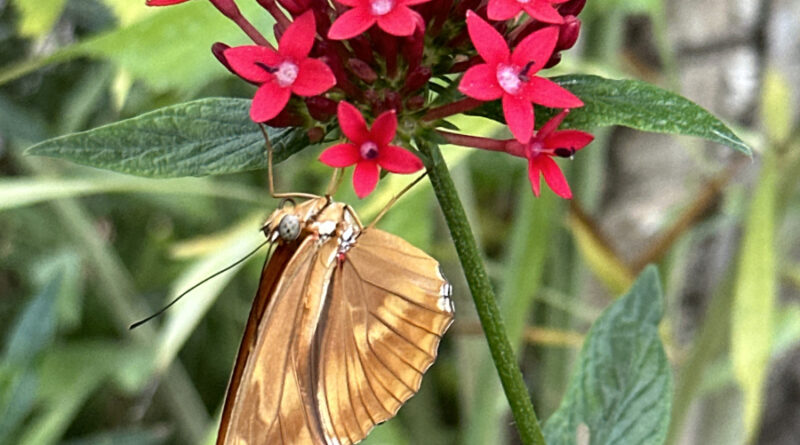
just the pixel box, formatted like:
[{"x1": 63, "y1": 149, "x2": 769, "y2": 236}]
[
  {"x1": 458, "y1": 11, "x2": 583, "y2": 143},
  {"x1": 327, "y1": 0, "x2": 429, "y2": 40},
  {"x1": 223, "y1": 11, "x2": 336, "y2": 122},
  {"x1": 505, "y1": 110, "x2": 593, "y2": 198},
  {"x1": 319, "y1": 101, "x2": 424, "y2": 198},
  {"x1": 487, "y1": 0, "x2": 569, "y2": 24}
]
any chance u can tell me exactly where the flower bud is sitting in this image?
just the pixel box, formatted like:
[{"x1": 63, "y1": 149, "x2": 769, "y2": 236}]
[
  {"x1": 349, "y1": 36, "x2": 376, "y2": 65},
  {"x1": 307, "y1": 126, "x2": 325, "y2": 143},
  {"x1": 405, "y1": 95, "x2": 426, "y2": 110},
  {"x1": 266, "y1": 107, "x2": 304, "y2": 127},
  {"x1": 558, "y1": 0, "x2": 586, "y2": 16},
  {"x1": 209, "y1": 0, "x2": 242, "y2": 19},
  {"x1": 556, "y1": 15, "x2": 581, "y2": 51},
  {"x1": 211, "y1": 42, "x2": 234, "y2": 74},
  {"x1": 402, "y1": 65, "x2": 432, "y2": 93},
  {"x1": 384, "y1": 91, "x2": 402, "y2": 113},
  {"x1": 305, "y1": 96, "x2": 337, "y2": 121},
  {"x1": 274, "y1": 0, "x2": 305, "y2": 15},
  {"x1": 347, "y1": 58, "x2": 378, "y2": 84}
]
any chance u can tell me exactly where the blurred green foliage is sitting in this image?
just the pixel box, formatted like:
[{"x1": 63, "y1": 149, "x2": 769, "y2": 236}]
[{"x1": 1, "y1": 1, "x2": 798, "y2": 445}]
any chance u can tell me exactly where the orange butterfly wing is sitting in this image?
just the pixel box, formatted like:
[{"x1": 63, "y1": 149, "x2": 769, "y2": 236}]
[
  {"x1": 313, "y1": 229, "x2": 454, "y2": 444},
  {"x1": 218, "y1": 203, "x2": 453, "y2": 445}
]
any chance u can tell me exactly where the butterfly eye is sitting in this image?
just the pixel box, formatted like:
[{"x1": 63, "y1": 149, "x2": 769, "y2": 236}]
[{"x1": 278, "y1": 214, "x2": 301, "y2": 241}]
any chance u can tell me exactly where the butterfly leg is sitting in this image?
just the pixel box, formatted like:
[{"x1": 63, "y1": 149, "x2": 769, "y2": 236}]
[{"x1": 260, "y1": 124, "x2": 318, "y2": 200}]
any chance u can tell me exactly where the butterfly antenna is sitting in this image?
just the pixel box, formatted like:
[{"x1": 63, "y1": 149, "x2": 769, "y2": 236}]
[
  {"x1": 129, "y1": 239, "x2": 272, "y2": 330},
  {"x1": 367, "y1": 172, "x2": 428, "y2": 230},
  {"x1": 259, "y1": 124, "x2": 317, "y2": 200}
]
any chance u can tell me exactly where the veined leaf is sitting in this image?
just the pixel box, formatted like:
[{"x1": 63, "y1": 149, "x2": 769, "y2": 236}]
[
  {"x1": 543, "y1": 266, "x2": 672, "y2": 445},
  {"x1": 25, "y1": 98, "x2": 309, "y2": 178},
  {"x1": 471, "y1": 74, "x2": 752, "y2": 155}
]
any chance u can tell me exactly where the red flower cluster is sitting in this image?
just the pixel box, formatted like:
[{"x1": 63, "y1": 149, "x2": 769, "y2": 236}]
[{"x1": 149, "y1": 0, "x2": 591, "y2": 198}]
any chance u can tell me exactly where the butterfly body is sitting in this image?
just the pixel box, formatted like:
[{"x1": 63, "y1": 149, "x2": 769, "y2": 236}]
[{"x1": 218, "y1": 196, "x2": 454, "y2": 445}]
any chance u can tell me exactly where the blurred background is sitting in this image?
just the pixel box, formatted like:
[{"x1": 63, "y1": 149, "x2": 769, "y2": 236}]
[{"x1": 1, "y1": 0, "x2": 799, "y2": 444}]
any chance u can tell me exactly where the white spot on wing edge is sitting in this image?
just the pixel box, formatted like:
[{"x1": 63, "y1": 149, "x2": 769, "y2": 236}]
[{"x1": 436, "y1": 265, "x2": 454, "y2": 313}]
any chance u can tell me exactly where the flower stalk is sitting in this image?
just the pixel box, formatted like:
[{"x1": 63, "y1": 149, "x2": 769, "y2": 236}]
[{"x1": 418, "y1": 140, "x2": 546, "y2": 445}]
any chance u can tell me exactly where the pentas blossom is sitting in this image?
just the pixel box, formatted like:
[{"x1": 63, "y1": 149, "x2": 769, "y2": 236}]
[
  {"x1": 328, "y1": 0, "x2": 429, "y2": 40},
  {"x1": 504, "y1": 110, "x2": 594, "y2": 198},
  {"x1": 320, "y1": 102, "x2": 423, "y2": 198},
  {"x1": 459, "y1": 11, "x2": 583, "y2": 143},
  {"x1": 488, "y1": 0, "x2": 569, "y2": 24},
  {"x1": 223, "y1": 11, "x2": 336, "y2": 122},
  {"x1": 157, "y1": 0, "x2": 592, "y2": 199}
]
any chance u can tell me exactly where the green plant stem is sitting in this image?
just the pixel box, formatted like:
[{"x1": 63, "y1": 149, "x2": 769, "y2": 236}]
[{"x1": 419, "y1": 141, "x2": 545, "y2": 445}]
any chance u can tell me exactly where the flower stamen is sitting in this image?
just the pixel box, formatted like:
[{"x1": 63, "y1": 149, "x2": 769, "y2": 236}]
[{"x1": 370, "y1": 0, "x2": 394, "y2": 16}]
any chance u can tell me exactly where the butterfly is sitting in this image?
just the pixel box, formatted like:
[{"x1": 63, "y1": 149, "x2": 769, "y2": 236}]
[{"x1": 216, "y1": 132, "x2": 454, "y2": 445}]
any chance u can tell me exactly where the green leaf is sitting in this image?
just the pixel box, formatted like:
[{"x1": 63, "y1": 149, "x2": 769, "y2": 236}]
[
  {"x1": 3, "y1": 270, "x2": 60, "y2": 367},
  {"x1": 761, "y1": 69, "x2": 793, "y2": 145},
  {"x1": 471, "y1": 74, "x2": 752, "y2": 156},
  {"x1": 25, "y1": 98, "x2": 310, "y2": 178},
  {"x1": 12, "y1": 0, "x2": 67, "y2": 37},
  {"x1": 543, "y1": 266, "x2": 673, "y2": 445},
  {"x1": 0, "y1": 2, "x2": 270, "y2": 92},
  {"x1": 731, "y1": 151, "x2": 777, "y2": 442}
]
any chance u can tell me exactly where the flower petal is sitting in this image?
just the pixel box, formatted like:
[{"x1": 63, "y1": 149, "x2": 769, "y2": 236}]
[
  {"x1": 523, "y1": 77, "x2": 584, "y2": 108},
  {"x1": 337, "y1": 101, "x2": 369, "y2": 143},
  {"x1": 353, "y1": 160, "x2": 380, "y2": 198},
  {"x1": 377, "y1": 6, "x2": 418, "y2": 36},
  {"x1": 378, "y1": 145, "x2": 423, "y2": 173},
  {"x1": 503, "y1": 94, "x2": 534, "y2": 143},
  {"x1": 334, "y1": 0, "x2": 361, "y2": 6},
  {"x1": 224, "y1": 46, "x2": 281, "y2": 83},
  {"x1": 523, "y1": 1, "x2": 564, "y2": 24},
  {"x1": 538, "y1": 155, "x2": 572, "y2": 198},
  {"x1": 250, "y1": 82, "x2": 291, "y2": 122},
  {"x1": 527, "y1": 158, "x2": 543, "y2": 197},
  {"x1": 327, "y1": 7, "x2": 375, "y2": 40},
  {"x1": 487, "y1": 0, "x2": 522, "y2": 21},
  {"x1": 538, "y1": 109, "x2": 569, "y2": 138},
  {"x1": 466, "y1": 11, "x2": 510, "y2": 67},
  {"x1": 511, "y1": 25, "x2": 558, "y2": 69},
  {"x1": 320, "y1": 143, "x2": 360, "y2": 167},
  {"x1": 279, "y1": 11, "x2": 317, "y2": 60},
  {"x1": 544, "y1": 130, "x2": 594, "y2": 152},
  {"x1": 292, "y1": 58, "x2": 336, "y2": 96},
  {"x1": 402, "y1": 0, "x2": 433, "y2": 5},
  {"x1": 370, "y1": 110, "x2": 397, "y2": 146},
  {"x1": 458, "y1": 64, "x2": 504, "y2": 101}
]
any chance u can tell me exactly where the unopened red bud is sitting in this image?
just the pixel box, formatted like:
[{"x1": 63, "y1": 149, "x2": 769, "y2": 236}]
[
  {"x1": 402, "y1": 29, "x2": 425, "y2": 71},
  {"x1": 211, "y1": 42, "x2": 233, "y2": 72},
  {"x1": 347, "y1": 58, "x2": 378, "y2": 83},
  {"x1": 275, "y1": 0, "x2": 304, "y2": 14},
  {"x1": 210, "y1": 0, "x2": 241, "y2": 19},
  {"x1": 544, "y1": 52, "x2": 562, "y2": 69},
  {"x1": 384, "y1": 91, "x2": 402, "y2": 112},
  {"x1": 556, "y1": 16, "x2": 581, "y2": 51},
  {"x1": 305, "y1": 96, "x2": 337, "y2": 121},
  {"x1": 558, "y1": 0, "x2": 586, "y2": 16},
  {"x1": 364, "y1": 89, "x2": 382, "y2": 113},
  {"x1": 273, "y1": 23, "x2": 284, "y2": 42},
  {"x1": 406, "y1": 95, "x2": 426, "y2": 110},
  {"x1": 349, "y1": 36, "x2": 376, "y2": 65},
  {"x1": 266, "y1": 107, "x2": 304, "y2": 127},
  {"x1": 403, "y1": 65, "x2": 432, "y2": 93},
  {"x1": 307, "y1": 126, "x2": 325, "y2": 143}
]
